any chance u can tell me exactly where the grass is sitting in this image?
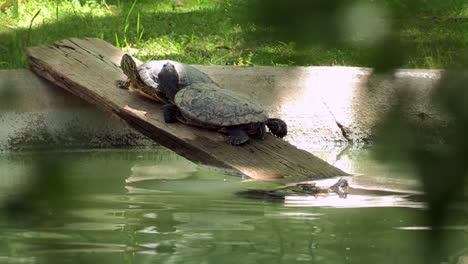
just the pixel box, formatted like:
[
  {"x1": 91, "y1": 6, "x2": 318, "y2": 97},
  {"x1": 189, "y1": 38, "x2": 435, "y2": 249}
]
[{"x1": 1, "y1": 0, "x2": 468, "y2": 69}]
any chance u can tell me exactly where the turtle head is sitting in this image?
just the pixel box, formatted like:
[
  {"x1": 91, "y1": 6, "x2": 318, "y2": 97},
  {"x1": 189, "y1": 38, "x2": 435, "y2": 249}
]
[
  {"x1": 158, "y1": 62, "x2": 180, "y2": 101},
  {"x1": 330, "y1": 178, "x2": 349, "y2": 198},
  {"x1": 266, "y1": 118, "x2": 288, "y2": 138},
  {"x1": 120, "y1": 54, "x2": 138, "y2": 80}
]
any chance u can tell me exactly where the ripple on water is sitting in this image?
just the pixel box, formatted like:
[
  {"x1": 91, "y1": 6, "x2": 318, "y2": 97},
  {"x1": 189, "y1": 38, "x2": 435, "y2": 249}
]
[{"x1": 0, "y1": 148, "x2": 465, "y2": 264}]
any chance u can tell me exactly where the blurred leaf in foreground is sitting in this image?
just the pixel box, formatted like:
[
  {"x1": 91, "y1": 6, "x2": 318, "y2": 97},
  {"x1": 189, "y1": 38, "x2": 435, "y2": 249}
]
[{"x1": 374, "y1": 70, "x2": 468, "y2": 263}]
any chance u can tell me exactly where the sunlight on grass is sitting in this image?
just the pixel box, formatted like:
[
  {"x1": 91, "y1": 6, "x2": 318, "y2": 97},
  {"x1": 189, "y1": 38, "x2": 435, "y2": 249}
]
[
  {"x1": 132, "y1": 37, "x2": 182, "y2": 57},
  {"x1": 1, "y1": 0, "x2": 113, "y2": 29},
  {"x1": 153, "y1": 0, "x2": 219, "y2": 13},
  {"x1": 1, "y1": 0, "x2": 468, "y2": 69},
  {"x1": 0, "y1": 0, "x2": 118, "y2": 68}
]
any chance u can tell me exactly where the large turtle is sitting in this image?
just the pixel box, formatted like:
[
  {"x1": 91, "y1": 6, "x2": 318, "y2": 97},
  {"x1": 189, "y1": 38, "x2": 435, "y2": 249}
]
[
  {"x1": 116, "y1": 54, "x2": 216, "y2": 104},
  {"x1": 157, "y1": 62, "x2": 288, "y2": 145}
]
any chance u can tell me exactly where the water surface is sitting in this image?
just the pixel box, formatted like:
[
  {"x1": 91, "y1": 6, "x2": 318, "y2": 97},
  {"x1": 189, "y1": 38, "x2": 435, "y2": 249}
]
[{"x1": 0, "y1": 148, "x2": 466, "y2": 264}]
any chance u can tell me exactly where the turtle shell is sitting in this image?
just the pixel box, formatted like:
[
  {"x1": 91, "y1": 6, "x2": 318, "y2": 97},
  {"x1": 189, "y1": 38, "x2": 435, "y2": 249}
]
[
  {"x1": 138, "y1": 60, "x2": 215, "y2": 89},
  {"x1": 175, "y1": 83, "x2": 268, "y2": 127}
]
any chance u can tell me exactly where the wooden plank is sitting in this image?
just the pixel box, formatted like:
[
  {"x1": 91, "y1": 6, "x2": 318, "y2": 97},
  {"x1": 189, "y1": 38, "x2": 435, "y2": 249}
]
[{"x1": 26, "y1": 38, "x2": 347, "y2": 183}]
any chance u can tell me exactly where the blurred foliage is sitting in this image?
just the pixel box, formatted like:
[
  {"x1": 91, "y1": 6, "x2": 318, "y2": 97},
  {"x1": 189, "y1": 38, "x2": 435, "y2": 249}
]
[
  {"x1": 247, "y1": 0, "x2": 347, "y2": 46},
  {"x1": 373, "y1": 71, "x2": 468, "y2": 263},
  {"x1": 0, "y1": 78, "x2": 20, "y2": 110},
  {"x1": 233, "y1": 0, "x2": 468, "y2": 69},
  {"x1": 4, "y1": 152, "x2": 71, "y2": 226},
  {"x1": 235, "y1": 0, "x2": 468, "y2": 263},
  {"x1": 1, "y1": 0, "x2": 468, "y2": 263}
]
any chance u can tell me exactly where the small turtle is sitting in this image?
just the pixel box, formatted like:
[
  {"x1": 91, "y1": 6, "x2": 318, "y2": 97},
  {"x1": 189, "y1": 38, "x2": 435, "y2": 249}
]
[
  {"x1": 116, "y1": 54, "x2": 216, "y2": 104},
  {"x1": 157, "y1": 62, "x2": 288, "y2": 145},
  {"x1": 237, "y1": 178, "x2": 349, "y2": 200}
]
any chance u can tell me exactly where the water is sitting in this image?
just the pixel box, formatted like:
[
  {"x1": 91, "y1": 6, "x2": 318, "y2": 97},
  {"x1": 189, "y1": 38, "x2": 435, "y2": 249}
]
[{"x1": 0, "y1": 148, "x2": 466, "y2": 264}]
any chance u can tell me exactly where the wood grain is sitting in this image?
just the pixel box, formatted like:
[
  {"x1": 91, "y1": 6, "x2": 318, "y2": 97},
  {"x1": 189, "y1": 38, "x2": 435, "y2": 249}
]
[{"x1": 26, "y1": 38, "x2": 347, "y2": 183}]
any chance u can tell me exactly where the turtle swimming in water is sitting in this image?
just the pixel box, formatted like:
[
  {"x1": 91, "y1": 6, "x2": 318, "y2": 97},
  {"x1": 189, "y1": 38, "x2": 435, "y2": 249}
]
[
  {"x1": 116, "y1": 54, "x2": 216, "y2": 104},
  {"x1": 237, "y1": 178, "x2": 349, "y2": 200},
  {"x1": 157, "y1": 62, "x2": 288, "y2": 145}
]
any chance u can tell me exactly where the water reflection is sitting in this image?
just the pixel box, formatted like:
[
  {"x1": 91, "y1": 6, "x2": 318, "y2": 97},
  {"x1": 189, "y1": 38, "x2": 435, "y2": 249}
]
[
  {"x1": 285, "y1": 194, "x2": 425, "y2": 209},
  {"x1": 0, "y1": 148, "x2": 466, "y2": 264}
]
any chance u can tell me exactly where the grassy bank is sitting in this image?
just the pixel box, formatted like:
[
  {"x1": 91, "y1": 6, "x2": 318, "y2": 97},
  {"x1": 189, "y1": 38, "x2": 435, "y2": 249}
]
[{"x1": 1, "y1": 0, "x2": 468, "y2": 69}]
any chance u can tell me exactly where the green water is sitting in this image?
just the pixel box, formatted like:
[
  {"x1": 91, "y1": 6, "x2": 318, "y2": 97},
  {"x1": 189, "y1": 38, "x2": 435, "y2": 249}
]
[{"x1": 0, "y1": 148, "x2": 466, "y2": 264}]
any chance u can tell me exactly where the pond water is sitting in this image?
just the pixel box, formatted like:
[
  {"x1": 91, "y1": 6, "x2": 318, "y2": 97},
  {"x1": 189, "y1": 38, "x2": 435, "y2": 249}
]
[{"x1": 0, "y1": 148, "x2": 466, "y2": 264}]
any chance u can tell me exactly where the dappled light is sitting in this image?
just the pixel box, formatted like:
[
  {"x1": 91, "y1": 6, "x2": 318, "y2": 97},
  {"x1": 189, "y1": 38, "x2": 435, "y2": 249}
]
[
  {"x1": 148, "y1": 0, "x2": 219, "y2": 14},
  {"x1": 285, "y1": 194, "x2": 425, "y2": 209},
  {"x1": 3, "y1": 1, "x2": 114, "y2": 30},
  {"x1": 3, "y1": 0, "x2": 468, "y2": 68},
  {"x1": 272, "y1": 66, "x2": 372, "y2": 150},
  {"x1": 288, "y1": 66, "x2": 360, "y2": 122}
]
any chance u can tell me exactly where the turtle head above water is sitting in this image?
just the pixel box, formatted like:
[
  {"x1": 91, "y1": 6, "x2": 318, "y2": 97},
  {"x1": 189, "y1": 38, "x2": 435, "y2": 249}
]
[
  {"x1": 158, "y1": 62, "x2": 180, "y2": 102},
  {"x1": 329, "y1": 178, "x2": 349, "y2": 198},
  {"x1": 120, "y1": 54, "x2": 137, "y2": 81}
]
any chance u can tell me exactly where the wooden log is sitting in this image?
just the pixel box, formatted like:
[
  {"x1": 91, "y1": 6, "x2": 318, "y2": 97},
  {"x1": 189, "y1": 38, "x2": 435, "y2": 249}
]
[{"x1": 26, "y1": 38, "x2": 347, "y2": 183}]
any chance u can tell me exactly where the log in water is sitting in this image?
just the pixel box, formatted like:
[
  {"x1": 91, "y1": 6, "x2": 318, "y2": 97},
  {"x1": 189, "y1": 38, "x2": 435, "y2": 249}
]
[{"x1": 26, "y1": 38, "x2": 347, "y2": 182}]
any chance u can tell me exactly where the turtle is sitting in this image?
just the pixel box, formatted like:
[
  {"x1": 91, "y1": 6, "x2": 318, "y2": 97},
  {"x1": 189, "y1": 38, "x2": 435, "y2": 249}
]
[
  {"x1": 116, "y1": 54, "x2": 216, "y2": 104},
  {"x1": 157, "y1": 62, "x2": 288, "y2": 145},
  {"x1": 237, "y1": 178, "x2": 349, "y2": 200}
]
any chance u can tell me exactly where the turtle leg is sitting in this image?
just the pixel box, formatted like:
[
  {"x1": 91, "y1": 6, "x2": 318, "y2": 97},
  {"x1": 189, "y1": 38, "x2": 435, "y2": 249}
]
[
  {"x1": 227, "y1": 126, "x2": 250, "y2": 146},
  {"x1": 251, "y1": 123, "x2": 266, "y2": 140},
  {"x1": 266, "y1": 118, "x2": 288, "y2": 138},
  {"x1": 162, "y1": 104, "x2": 179, "y2": 123},
  {"x1": 115, "y1": 79, "x2": 130, "y2": 90}
]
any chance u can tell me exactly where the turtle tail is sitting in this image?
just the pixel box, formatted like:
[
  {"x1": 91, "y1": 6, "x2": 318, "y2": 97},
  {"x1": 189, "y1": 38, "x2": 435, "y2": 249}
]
[{"x1": 266, "y1": 118, "x2": 287, "y2": 138}]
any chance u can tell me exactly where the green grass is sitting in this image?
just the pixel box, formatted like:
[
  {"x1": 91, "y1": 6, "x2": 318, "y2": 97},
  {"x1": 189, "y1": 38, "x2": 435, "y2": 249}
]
[{"x1": 1, "y1": 0, "x2": 468, "y2": 69}]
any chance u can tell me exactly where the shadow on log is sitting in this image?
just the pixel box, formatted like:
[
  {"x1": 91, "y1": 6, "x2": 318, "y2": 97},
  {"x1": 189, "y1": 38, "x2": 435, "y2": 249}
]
[{"x1": 26, "y1": 38, "x2": 347, "y2": 183}]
